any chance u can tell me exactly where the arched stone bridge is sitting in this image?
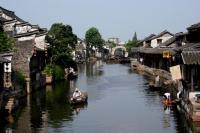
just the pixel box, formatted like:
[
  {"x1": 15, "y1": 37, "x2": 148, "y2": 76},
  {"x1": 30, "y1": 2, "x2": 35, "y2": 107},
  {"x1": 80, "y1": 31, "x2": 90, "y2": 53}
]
[{"x1": 111, "y1": 45, "x2": 128, "y2": 57}]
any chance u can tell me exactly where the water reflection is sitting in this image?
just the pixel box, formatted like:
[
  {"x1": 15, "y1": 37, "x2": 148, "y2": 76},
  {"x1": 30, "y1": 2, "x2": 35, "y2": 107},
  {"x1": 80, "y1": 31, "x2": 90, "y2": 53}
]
[
  {"x1": 72, "y1": 103, "x2": 88, "y2": 115},
  {"x1": 86, "y1": 60, "x2": 104, "y2": 77},
  {"x1": 4, "y1": 81, "x2": 84, "y2": 133},
  {"x1": 163, "y1": 106, "x2": 172, "y2": 128},
  {"x1": 172, "y1": 106, "x2": 200, "y2": 133},
  {"x1": 2, "y1": 62, "x2": 200, "y2": 133}
]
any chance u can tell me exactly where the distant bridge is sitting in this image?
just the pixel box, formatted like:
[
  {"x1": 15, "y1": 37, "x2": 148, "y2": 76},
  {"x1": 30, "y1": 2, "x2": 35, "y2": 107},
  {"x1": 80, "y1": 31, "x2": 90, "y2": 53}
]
[{"x1": 111, "y1": 46, "x2": 128, "y2": 57}]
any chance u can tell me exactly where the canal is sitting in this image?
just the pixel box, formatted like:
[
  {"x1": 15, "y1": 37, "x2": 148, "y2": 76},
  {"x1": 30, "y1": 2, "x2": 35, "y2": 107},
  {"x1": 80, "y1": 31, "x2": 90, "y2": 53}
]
[{"x1": 0, "y1": 61, "x2": 196, "y2": 133}]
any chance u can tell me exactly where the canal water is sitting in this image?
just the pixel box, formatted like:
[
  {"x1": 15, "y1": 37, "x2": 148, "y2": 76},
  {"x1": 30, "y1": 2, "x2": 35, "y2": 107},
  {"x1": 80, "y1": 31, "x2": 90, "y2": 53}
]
[{"x1": 0, "y1": 61, "x2": 197, "y2": 133}]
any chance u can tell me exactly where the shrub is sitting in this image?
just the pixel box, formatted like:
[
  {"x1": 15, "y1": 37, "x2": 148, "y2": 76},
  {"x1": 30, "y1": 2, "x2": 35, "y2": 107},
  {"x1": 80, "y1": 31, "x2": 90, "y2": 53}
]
[
  {"x1": 53, "y1": 65, "x2": 65, "y2": 81},
  {"x1": 42, "y1": 64, "x2": 53, "y2": 76},
  {"x1": 43, "y1": 64, "x2": 65, "y2": 81}
]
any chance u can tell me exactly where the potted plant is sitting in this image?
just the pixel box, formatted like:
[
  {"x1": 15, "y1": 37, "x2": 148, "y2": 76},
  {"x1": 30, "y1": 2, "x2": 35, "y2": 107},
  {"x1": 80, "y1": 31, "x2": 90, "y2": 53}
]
[{"x1": 42, "y1": 64, "x2": 53, "y2": 84}]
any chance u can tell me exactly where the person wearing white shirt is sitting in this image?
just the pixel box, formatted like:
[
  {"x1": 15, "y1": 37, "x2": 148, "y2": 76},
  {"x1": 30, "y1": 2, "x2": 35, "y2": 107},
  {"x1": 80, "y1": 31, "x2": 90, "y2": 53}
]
[{"x1": 73, "y1": 88, "x2": 82, "y2": 98}]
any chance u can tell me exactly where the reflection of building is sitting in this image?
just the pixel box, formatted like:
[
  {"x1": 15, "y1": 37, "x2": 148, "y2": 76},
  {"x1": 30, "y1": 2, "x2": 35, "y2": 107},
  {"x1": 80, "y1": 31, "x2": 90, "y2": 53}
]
[
  {"x1": 86, "y1": 60, "x2": 104, "y2": 77},
  {"x1": 12, "y1": 92, "x2": 49, "y2": 133}
]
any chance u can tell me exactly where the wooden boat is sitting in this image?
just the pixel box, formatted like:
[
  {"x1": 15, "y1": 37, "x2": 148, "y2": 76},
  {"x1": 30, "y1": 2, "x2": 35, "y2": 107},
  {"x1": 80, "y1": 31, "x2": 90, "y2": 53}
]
[
  {"x1": 149, "y1": 81, "x2": 161, "y2": 90},
  {"x1": 162, "y1": 99, "x2": 172, "y2": 106},
  {"x1": 67, "y1": 72, "x2": 78, "y2": 80},
  {"x1": 149, "y1": 75, "x2": 162, "y2": 89},
  {"x1": 69, "y1": 91, "x2": 88, "y2": 105}
]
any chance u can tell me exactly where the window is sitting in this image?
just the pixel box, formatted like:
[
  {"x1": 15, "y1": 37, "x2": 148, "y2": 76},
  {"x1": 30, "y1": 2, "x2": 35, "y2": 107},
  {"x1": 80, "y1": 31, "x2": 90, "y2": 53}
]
[{"x1": 157, "y1": 39, "x2": 162, "y2": 44}]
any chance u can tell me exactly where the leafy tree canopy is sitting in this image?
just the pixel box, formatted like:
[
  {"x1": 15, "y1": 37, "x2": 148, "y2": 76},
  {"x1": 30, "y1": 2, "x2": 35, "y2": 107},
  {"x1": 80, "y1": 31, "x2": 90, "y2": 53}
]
[
  {"x1": 125, "y1": 32, "x2": 139, "y2": 51},
  {"x1": 46, "y1": 23, "x2": 77, "y2": 64},
  {"x1": 105, "y1": 40, "x2": 117, "y2": 48},
  {"x1": 0, "y1": 31, "x2": 15, "y2": 52},
  {"x1": 85, "y1": 27, "x2": 104, "y2": 50}
]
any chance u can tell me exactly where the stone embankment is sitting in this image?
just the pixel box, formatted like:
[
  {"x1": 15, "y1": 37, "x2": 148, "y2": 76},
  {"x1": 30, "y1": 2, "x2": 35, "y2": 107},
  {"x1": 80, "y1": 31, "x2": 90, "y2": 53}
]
[{"x1": 131, "y1": 59, "x2": 178, "y2": 93}]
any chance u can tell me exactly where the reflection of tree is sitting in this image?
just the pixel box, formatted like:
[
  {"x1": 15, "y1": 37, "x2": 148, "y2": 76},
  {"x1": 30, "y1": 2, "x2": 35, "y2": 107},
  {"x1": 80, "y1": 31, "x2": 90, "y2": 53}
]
[
  {"x1": 30, "y1": 88, "x2": 46, "y2": 131},
  {"x1": 77, "y1": 63, "x2": 86, "y2": 74},
  {"x1": 1, "y1": 81, "x2": 87, "y2": 132},
  {"x1": 45, "y1": 81, "x2": 74, "y2": 128}
]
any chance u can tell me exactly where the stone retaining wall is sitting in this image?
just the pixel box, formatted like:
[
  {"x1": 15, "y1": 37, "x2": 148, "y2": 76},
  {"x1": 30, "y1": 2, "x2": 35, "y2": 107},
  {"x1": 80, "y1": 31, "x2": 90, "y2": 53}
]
[
  {"x1": 132, "y1": 61, "x2": 178, "y2": 91},
  {"x1": 12, "y1": 40, "x2": 34, "y2": 78}
]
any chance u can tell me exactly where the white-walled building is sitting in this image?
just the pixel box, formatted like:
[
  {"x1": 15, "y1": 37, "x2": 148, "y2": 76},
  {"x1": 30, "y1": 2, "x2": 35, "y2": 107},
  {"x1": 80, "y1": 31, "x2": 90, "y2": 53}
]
[
  {"x1": 140, "y1": 31, "x2": 173, "y2": 48},
  {"x1": 141, "y1": 34, "x2": 156, "y2": 47},
  {"x1": 0, "y1": 6, "x2": 49, "y2": 91},
  {"x1": 150, "y1": 30, "x2": 173, "y2": 48},
  {"x1": 108, "y1": 37, "x2": 120, "y2": 45}
]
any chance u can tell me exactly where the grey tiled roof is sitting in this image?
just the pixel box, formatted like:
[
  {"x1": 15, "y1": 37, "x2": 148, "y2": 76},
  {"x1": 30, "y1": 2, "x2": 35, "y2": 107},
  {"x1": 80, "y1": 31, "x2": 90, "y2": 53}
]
[
  {"x1": 14, "y1": 30, "x2": 39, "y2": 38},
  {"x1": 183, "y1": 43, "x2": 200, "y2": 51},
  {"x1": 182, "y1": 51, "x2": 200, "y2": 65},
  {"x1": 0, "y1": 17, "x2": 7, "y2": 23},
  {"x1": 0, "y1": 6, "x2": 25, "y2": 22},
  {"x1": 0, "y1": 56, "x2": 10, "y2": 63},
  {"x1": 139, "y1": 47, "x2": 176, "y2": 55},
  {"x1": 187, "y1": 22, "x2": 200, "y2": 32},
  {"x1": 15, "y1": 22, "x2": 31, "y2": 26},
  {"x1": 159, "y1": 36, "x2": 176, "y2": 47},
  {"x1": 142, "y1": 34, "x2": 156, "y2": 42},
  {"x1": 138, "y1": 34, "x2": 156, "y2": 46},
  {"x1": 181, "y1": 43, "x2": 200, "y2": 65},
  {"x1": 151, "y1": 30, "x2": 173, "y2": 40},
  {"x1": 0, "y1": 52, "x2": 12, "y2": 63}
]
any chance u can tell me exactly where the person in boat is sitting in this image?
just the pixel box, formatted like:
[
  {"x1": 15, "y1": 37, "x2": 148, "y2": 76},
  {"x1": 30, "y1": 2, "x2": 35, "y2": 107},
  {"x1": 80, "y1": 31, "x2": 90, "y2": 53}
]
[
  {"x1": 163, "y1": 93, "x2": 171, "y2": 105},
  {"x1": 72, "y1": 88, "x2": 82, "y2": 99},
  {"x1": 69, "y1": 67, "x2": 74, "y2": 73}
]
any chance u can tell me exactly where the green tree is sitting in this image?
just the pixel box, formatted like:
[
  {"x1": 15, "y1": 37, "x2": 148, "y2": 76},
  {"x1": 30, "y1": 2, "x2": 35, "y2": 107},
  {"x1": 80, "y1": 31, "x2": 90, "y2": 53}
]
[
  {"x1": 0, "y1": 23, "x2": 3, "y2": 32},
  {"x1": 0, "y1": 31, "x2": 15, "y2": 52},
  {"x1": 46, "y1": 23, "x2": 77, "y2": 65},
  {"x1": 133, "y1": 32, "x2": 137, "y2": 41},
  {"x1": 125, "y1": 32, "x2": 139, "y2": 51},
  {"x1": 105, "y1": 40, "x2": 117, "y2": 49},
  {"x1": 85, "y1": 27, "x2": 104, "y2": 57}
]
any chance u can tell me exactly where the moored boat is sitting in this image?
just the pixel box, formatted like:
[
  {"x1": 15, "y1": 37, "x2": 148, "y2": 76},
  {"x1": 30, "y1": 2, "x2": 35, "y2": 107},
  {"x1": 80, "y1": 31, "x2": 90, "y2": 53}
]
[{"x1": 67, "y1": 72, "x2": 78, "y2": 80}]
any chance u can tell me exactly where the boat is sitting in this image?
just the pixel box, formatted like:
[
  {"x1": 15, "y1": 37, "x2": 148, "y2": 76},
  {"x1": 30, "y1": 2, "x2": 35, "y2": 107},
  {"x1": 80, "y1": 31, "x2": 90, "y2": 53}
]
[
  {"x1": 149, "y1": 81, "x2": 162, "y2": 90},
  {"x1": 162, "y1": 92, "x2": 172, "y2": 106},
  {"x1": 149, "y1": 75, "x2": 162, "y2": 90},
  {"x1": 162, "y1": 99, "x2": 172, "y2": 106},
  {"x1": 66, "y1": 67, "x2": 78, "y2": 80},
  {"x1": 67, "y1": 72, "x2": 78, "y2": 80},
  {"x1": 69, "y1": 91, "x2": 88, "y2": 105}
]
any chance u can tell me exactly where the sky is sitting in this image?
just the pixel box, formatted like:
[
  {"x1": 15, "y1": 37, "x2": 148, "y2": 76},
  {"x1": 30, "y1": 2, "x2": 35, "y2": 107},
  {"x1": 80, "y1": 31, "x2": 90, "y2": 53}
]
[{"x1": 1, "y1": 0, "x2": 200, "y2": 42}]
